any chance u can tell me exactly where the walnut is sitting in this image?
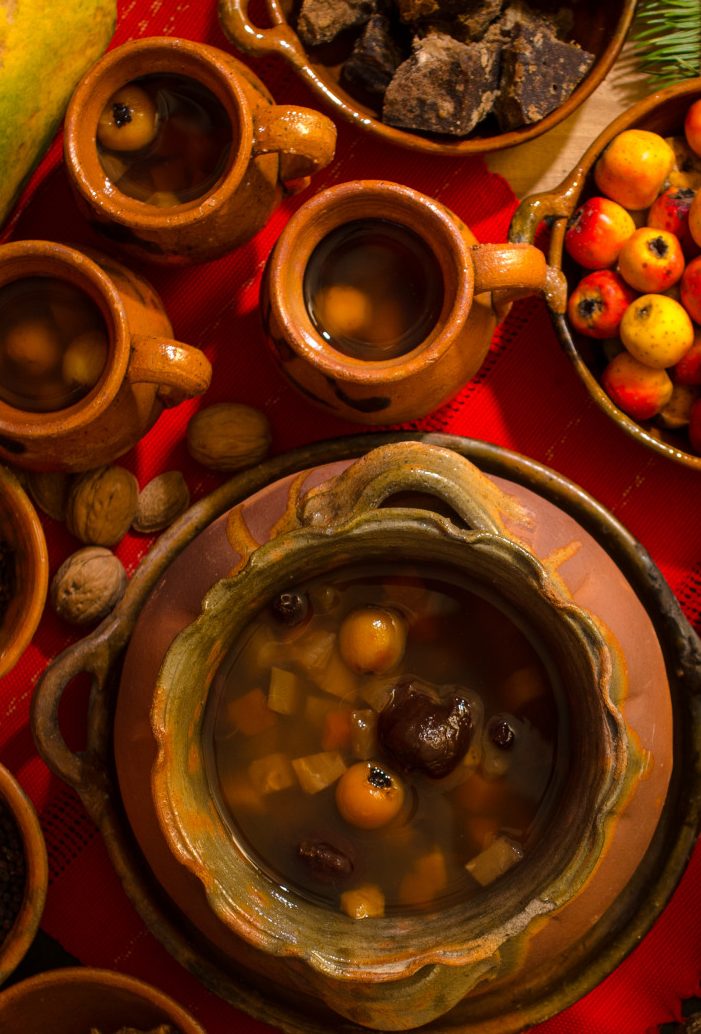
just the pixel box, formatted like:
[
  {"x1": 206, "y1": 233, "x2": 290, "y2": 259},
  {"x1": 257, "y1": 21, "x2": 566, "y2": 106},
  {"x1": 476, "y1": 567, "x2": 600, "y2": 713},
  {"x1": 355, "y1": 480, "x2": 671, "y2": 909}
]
[
  {"x1": 186, "y1": 403, "x2": 272, "y2": 472},
  {"x1": 132, "y1": 471, "x2": 191, "y2": 533},
  {"x1": 66, "y1": 466, "x2": 138, "y2": 547},
  {"x1": 50, "y1": 546, "x2": 127, "y2": 625},
  {"x1": 26, "y1": 470, "x2": 73, "y2": 521}
]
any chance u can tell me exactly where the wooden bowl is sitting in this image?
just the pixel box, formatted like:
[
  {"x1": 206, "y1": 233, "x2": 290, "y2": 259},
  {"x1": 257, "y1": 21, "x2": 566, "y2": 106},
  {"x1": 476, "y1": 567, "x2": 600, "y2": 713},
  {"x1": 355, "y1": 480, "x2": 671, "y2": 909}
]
[
  {"x1": 0, "y1": 762, "x2": 48, "y2": 986},
  {"x1": 0, "y1": 967, "x2": 206, "y2": 1032},
  {"x1": 510, "y1": 78, "x2": 701, "y2": 470},
  {"x1": 0, "y1": 466, "x2": 48, "y2": 679},
  {"x1": 218, "y1": 0, "x2": 637, "y2": 155}
]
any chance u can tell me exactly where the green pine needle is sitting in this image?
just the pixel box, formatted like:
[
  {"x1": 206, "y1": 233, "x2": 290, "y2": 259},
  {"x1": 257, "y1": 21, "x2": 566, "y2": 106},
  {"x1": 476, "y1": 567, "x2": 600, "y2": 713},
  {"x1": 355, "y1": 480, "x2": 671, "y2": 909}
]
[{"x1": 631, "y1": 0, "x2": 701, "y2": 84}]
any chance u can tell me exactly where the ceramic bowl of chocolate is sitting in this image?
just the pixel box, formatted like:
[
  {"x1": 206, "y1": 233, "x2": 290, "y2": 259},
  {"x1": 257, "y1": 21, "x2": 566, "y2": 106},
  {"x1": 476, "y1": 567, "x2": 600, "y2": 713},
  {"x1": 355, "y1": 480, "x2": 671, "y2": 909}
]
[
  {"x1": 218, "y1": 0, "x2": 636, "y2": 154},
  {"x1": 511, "y1": 78, "x2": 701, "y2": 469}
]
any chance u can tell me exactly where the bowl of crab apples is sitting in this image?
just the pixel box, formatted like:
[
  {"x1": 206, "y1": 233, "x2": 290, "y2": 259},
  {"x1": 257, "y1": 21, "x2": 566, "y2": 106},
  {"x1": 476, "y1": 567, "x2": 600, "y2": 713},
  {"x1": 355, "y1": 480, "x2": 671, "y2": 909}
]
[{"x1": 510, "y1": 78, "x2": 701, "y2": 470}]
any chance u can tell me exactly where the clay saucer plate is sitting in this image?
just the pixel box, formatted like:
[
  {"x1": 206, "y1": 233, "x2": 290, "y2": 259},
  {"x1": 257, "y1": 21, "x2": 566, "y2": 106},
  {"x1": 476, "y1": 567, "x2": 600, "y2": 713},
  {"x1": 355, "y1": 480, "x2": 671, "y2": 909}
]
[{"x1": 31, "y1": 431, "x2": 701, "y2": 1034}]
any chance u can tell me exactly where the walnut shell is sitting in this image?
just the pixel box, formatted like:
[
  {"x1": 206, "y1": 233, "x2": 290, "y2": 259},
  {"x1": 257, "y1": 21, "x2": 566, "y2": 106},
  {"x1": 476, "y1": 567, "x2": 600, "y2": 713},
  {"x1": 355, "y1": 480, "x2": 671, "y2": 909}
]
[
  {"x1": 132, "y1": 471, "x2": 191, "y2": 533},
  {"x1": 186, "y1": 403, "x2": 272, "y2": 472},
  {"x1": 66, "y1": 466, "x2": 139, "y2": 547},
  {"x1": 50, "y1": 546, "x2": 127, "y2": 625},
  {"x1": 26, "y1": 470, "x2": 73, "y2": 521}
]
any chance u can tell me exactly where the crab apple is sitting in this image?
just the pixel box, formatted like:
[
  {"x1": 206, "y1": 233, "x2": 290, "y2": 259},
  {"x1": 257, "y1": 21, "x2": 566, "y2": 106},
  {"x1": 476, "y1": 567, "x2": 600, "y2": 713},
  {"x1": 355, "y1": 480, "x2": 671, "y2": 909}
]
[
  {"x1": 684, "y1": 98, "x2": 701, "y2": 158},
  {"x1": 689, "y1": 396, "x2": 701, "y2": 452},
  {"x1": 647, "y1": 186, "x2": 698, "y2": 256},
  {"x1": 564, "y1": 196, "x2": 636, "y2": 269},
  {"x1": 617, "y1": 227, "x2": 685, "y2": 293},
  {"x1": 601, "y1": 351, "x2": 673, "y2": 420},
  {"x1": 658, "y1": 383, "x2": 697, "y2": 429},
  {"x1": 594, "y1": 129, "x2": 675, "y2": 210},
  {"x1": 673, "y1": 330, "x2": 701, "y2": 385},
  {"x1": 688, "y1": 190, "x2": 701, "y2": 247},
  {"x1": 620, "y1": 294, "x2": 694, "y2": 369},
  {"x1": 567, "y1": 270, "x2": 636, "y2": 339},
  {"x1": 680, "y1": 254, "x2": 701, "y2": 323}
]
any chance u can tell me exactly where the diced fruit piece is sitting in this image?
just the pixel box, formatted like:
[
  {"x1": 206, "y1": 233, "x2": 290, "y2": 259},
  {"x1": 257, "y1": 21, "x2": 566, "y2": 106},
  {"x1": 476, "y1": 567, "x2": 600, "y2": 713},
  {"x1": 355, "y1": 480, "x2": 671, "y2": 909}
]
[
  {"x1": 619, "y1": 294, "x2": 694, "y2": 369},
  {"x1": 305, "y1": 693, "x2": 334, "y2": 726},
  {"x1": 499, "y1": 665, "x2": 546, "y2": 710},
  {"x1": 268, "y1": 667, "x2": 303, "y2": 715},
  {"x1": 317, "y1": 646, "x2": 360, "y2": 700},
  {"x1": 321, "y1": 706, "x2": 354, "y2": 751},
  {"x1": 617, "y1": 228, "x2": 685, "y2": 293},
  {"x1": 248, "y1": 752, "x2": 296, "y2": 794},
  {"x1": 399, "y1": 847, "x2": 448, "y2": 907},
  {"x1": 594, "y1": 129, "x2": 675, "y2": 210},
  {"x1": 292, "y1": 750, "x2": 347, "y2": 794},
  {"x1": 338, "y1": 606, "x2": 407, "y2": 674},
  {"x1": 220, "y1": 773, "x2": 264, "y2": 815},
  {"x1": 451, "y1": 771, "x2": 511, "y2": 817},
  {"x1": 360, "y1": 676, "x2": 395, "y2": 712},
  {"x1": 465, "y1": 836, "x2": 523, "y2": 887},
  {"x1": 564, "y1": 196, "x2": 636, "y2": 269},
  {"x1": 567, "y1": 270, "x2": 636, "y2": 339},
  {"x1": 226, "y1": 687, "x2": 277, "y2": 737},
  {"x1": 340, "y1": 883, "x2": 385, "y2": 919},
  {"x1": 350, "y1": 709, "x2": 378, "y2": 759},
  {"x1": 335, "y1": 760, "x2": 405, "y2": 829},
  {"x1": 292, "y1": 628, "x2": 336, "y2": 672},
  {"x1": 601, "y1": 352, "x2": 673, "y2": 421}
]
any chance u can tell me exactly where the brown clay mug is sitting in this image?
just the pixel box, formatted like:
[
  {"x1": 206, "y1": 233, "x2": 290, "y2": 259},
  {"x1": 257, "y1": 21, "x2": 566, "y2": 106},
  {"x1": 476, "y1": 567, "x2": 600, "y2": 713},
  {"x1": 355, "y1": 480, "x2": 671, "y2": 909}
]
[
  {"x1": 64, "y1": 36, "x2": 338, "y2": 264},
  {"x1": 262, "y1": 179, "x2": 566, "y2": 424},
  {"x1": 0, "y1": 240, "x2": 212, "y2": 472}
]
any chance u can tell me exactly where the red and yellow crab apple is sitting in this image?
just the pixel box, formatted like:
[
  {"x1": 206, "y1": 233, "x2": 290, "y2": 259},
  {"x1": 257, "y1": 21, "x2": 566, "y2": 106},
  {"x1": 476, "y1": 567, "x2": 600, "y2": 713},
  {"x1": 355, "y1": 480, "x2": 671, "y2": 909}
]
[
  {"x1": 594, "y1": 129, "x2": 675, "y2": 210},
  {"x1": 617, "y1": 227, "x2": 685, "y2": 293},
  {"x1": 684, "y1": 98, "x2": 701, "y2": 158},
  {"x1": 567, "y1": 269, "x2": 636, "y2": 339},
  {"x1": 564, "y1": 196, "x2": 636, "y2": 269},
  {"x1": 680, "y1": 254, "x2": 701, "y2": 323},
  {"x1": 601, "y1": 351, "x2": 673, "y2": 420},
  {"x1": 619, "y1": 293, "x2": 694, "y2": 369},
  {"x1": 647, "y1": 186, "x2": 698, "y2": 257}
]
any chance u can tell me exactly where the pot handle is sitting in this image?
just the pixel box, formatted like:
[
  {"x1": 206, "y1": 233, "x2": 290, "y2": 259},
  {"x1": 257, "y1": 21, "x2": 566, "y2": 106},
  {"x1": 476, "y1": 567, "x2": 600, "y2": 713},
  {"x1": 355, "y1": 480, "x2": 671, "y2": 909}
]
[
  {"x1": 252, "y1": 104, "x2": 337, "y2": 184},
  {"x1": 218, "y1": 0, "x2": 308, "y2": 66},
  {"x1": 299, "y1": 441, "x2": 530, "y2": 536},
  {"x1": 30, "y1": 620, "x2": 120, "y2": 820},
  {"x1": 127, "y1": 335, "x2": 212, "y2": 407}
]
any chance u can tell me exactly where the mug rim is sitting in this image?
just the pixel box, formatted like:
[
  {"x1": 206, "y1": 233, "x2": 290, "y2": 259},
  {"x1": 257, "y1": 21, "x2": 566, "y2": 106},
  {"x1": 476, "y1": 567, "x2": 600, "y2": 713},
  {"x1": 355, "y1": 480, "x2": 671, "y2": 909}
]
[
  {"x1": 266, "y1": 179, "x2": 475, "y2": 384},
  {"x1": 64, "y1": 37, "x2": 252, "y2": 229},
  {"x1": 0, "y1": 240, "x2": 131, "y2": 438}
]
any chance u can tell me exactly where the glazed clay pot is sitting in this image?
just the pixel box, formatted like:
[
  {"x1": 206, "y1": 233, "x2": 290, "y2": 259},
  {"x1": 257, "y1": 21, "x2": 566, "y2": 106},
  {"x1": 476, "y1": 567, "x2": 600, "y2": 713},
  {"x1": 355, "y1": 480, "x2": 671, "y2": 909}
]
[
  {"x1": 0, "y1": 465, "x2": 48, "y2": 678},
  {"x1": 262, "y1": 180, "x2": 566, "y2": 423},
  {"x1": 151, "y1": 441, "x2": 633, "y2": 1031},
  {"x1": 0, "y1": 763, "x2": 48, "y2": 986},
  {"x1": 0, "y1": 967, "x2": 206, "y2": 1033},
  {"x1": 0, "y1": 240, "x2": 211, "y2": 472},
  {"x1": 64, "y1": 37, "x2": 337, "y2": 264}
]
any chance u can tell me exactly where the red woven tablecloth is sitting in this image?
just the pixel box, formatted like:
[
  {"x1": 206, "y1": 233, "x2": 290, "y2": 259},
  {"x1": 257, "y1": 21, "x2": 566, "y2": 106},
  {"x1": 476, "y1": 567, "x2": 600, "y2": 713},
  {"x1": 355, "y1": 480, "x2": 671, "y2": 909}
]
[{"x1": 0, "y1": 2, "x2": 700, "y2": 1031}]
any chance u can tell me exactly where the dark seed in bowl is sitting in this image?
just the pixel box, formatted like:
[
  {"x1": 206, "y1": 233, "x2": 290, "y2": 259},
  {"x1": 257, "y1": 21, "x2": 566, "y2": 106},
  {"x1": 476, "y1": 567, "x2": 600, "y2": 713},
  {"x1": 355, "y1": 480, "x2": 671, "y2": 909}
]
[
  {"x1": 0, "y1": 798, "x2": 26, "y2": 945},
  {"x1": 271, "y1": 590, "x2": 310, "y2": 627},
  {"x1": 488, "y1": 717, "x2": 516, "y2": 750}
]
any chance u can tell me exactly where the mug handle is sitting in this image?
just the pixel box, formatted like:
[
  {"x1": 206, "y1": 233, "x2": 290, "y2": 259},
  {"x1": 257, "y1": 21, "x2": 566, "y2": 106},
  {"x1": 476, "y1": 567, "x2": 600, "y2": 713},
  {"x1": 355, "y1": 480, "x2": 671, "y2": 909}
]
[
  {"x1": 252, "y1": 104, "x2": 337, "y2": 185},
  {"x1": 218, "y1": 0, "x2": 308, "y2": 66},
  {"x1": 127, "y1": 335, "x2": 212, "y2": 407},
  {"x1": 470, "y1": 242, "x2": 568, "y2": 317}
]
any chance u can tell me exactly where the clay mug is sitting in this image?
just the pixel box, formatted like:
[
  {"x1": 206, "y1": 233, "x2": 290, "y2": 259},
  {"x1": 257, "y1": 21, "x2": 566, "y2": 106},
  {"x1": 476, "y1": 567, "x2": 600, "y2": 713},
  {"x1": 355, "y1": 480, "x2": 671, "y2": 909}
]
[
  {"x1": 63, "y1": 36, "x2": 338, "y2": 265},
  {"x1": 262, "y1": 179, "x2": 566, "y2": 424},
  {"x1": 0, "y1": 240, "x2": 212, "y2": 472}
]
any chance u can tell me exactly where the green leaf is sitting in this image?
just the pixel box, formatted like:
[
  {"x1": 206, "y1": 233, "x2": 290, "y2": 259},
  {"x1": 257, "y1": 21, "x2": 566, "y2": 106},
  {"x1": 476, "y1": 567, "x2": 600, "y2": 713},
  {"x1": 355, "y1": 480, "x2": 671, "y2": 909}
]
[{"x1": 631, "y1": 0, "x2": 701, "y2": 84}]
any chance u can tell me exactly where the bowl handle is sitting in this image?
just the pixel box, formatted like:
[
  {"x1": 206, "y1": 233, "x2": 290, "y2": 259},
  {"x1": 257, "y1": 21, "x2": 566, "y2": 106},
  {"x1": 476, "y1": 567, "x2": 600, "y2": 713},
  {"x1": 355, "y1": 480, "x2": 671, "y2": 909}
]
[
  {"x1": 30, "y1": 622, "x2": 119, "y2": 820},
  {"x1": 218, "y1": 0, "x2": 307, "y2": 66},
  {"x1": 299, "y1": 441, "x2": 531, "y2": 536}
]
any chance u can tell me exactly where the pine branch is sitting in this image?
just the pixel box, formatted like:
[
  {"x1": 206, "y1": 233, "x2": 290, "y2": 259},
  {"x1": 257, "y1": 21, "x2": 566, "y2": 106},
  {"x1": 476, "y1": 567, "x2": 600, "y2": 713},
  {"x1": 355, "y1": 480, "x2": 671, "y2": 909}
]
[{"x1": 631, "y1": 0, "x2": 701, "y2": 84}]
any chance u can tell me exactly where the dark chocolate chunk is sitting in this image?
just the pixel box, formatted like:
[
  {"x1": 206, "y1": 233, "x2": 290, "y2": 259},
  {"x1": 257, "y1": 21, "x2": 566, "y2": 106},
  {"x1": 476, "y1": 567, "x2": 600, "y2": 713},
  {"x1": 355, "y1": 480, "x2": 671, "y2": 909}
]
[
  {"x1": 297, "y1": 0, "x2": 377, "y2": 46},
  {"x1": 494, "y1": 21, "x2": 594, "y2": 130},
  {"x1": 342, "y1": 14, "x2": 404, "y2": 96},
  {"x1": 382, "y1": 32, "x2": 500, "y2": 135}
]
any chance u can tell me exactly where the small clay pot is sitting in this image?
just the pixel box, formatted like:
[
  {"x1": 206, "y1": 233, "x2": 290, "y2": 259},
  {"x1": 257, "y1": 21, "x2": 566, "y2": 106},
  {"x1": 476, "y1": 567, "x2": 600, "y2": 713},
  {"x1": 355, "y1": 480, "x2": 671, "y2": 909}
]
[
  {"x1": 0, "y1": 240, "x2": 211, "y2": 472},
  {"x1": 0, "y1": 763, "x2": 48, "y2": 986},
  {"x1": 262, "y1": 179, "x2": 565, "y2": 424},
  {"x1": 218, "y1": 0, "x2": 636, "y2": 156},
  {"x1": 64, "y1": 36, "x2": 337, "y2": 265},
  {"x1": 150, "y1": 441, "x2": 634, "y2": 1031},
  {"x1": 0, "y1": 465, "x2": 48, "y2": 679},
  {"x1": 0, "y1": 966, "x2": 206, "y2": 1032},
  {"x1": 510, "y1": 78, "x2": 701, "y2": 470}
]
